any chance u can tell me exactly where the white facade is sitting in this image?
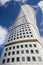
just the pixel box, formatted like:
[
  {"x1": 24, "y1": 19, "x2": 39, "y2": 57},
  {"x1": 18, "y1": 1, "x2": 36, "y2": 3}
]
[{"x1": 1, "y1": 5, "x2": 43, "y2": 65}]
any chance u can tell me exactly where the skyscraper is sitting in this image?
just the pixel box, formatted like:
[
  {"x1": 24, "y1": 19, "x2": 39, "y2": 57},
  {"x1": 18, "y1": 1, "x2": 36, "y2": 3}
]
[{"x1": 1, "y1": 4, "x2": 43, "y2": 65}]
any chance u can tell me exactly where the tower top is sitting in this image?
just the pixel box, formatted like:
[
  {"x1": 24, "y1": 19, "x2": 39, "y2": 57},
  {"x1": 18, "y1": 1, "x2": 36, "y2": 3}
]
[{"x1": 10, "y1": 4, "x2": 36, "y2": 30}]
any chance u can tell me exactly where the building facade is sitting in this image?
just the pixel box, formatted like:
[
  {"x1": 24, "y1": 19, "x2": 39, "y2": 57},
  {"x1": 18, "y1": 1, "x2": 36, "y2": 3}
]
[{"x1": 1, "y1": 5, "x2": 43, "y2": 65}]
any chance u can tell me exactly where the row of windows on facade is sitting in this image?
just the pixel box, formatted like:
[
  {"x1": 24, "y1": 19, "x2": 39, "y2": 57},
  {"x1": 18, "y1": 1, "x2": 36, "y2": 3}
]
[
  {"x1": 2, "y1": 56, "x2": 42, "y2": 64},
  {"x1": 9, "y1": 24, "x2": 31, "y2": 35},
  {"x1": 5, "y1": 44, "x2": 37, "y2": 51},
  {"x1": 9, "y1": 27, "x2": 32, "y2": 35},
  {"x1": 4, "y1": 49, "x2": 39, "y2": 57},
  {"x1": 9, "y1": 31, "x2": 32, "y2": 38},
  {"x1": 9, "y1": 28, "x2": 32, "y2": 36},
  {"x1": 8, "y1": 24, "x2": 33, "y2": 40},
  {"x1": 8, "y1": 34, "x2": 33, "y2": 42}
]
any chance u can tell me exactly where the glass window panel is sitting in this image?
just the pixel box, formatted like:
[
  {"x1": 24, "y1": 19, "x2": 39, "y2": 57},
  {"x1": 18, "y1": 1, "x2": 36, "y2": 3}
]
[
  {"x1": 38, "y1": 57, "x2": 42, "y2": 61},
  {"x1": 16, "y1": 57, "x2": 20, "y2": 62},
  {"x1": 27, "y1": 57, "x2": 30, "y2": 61},
  {"x1": 22, "y1": 57, "x2": 25, "y2": 61},
  {"x1": 32, "y1": 57, "x2": 36, "y2": 61}
]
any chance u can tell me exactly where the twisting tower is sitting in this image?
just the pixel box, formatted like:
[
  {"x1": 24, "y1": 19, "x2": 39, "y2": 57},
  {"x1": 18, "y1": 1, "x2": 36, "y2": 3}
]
[{"x1": 1, "y1": 5, "x2": 43, "y2": 65}]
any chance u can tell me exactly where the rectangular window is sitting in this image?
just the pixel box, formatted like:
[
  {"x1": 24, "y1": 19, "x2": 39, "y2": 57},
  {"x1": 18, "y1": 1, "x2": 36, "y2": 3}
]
[
  {"x1": 35, "y1": 50, "x2": 39, "y2": 54},
  {"x1": 17, "y1": 51, "x2": 19, "y2": 54},
  {"x1": 2, "y1": 59, "x2": 5, "y2": 64},
  {"x1": 25, "y1": 44, "x2": 28, "y2": 47},
  {"x1": 22, "y1": 57, "x2": 25, "y2": 61},
  {"x1": 26, "y1": 50, "x2": 29, "y2": 54},
  {"x1": 21, "y1": 45, "x2": 23, "y2": 48},
  {"x1": 12, "y1": 51, "x2": 15, "y2": 55},
  {"x1": 30, "y1": 50, "x2": 34, "y2": 54},
  {"x1": 5, "y1": 48, "x2": 8, "y2": 51},
  {"x1": 21, "y1": 50, "x2": 24, "y2": 54},
  {"x1": 7, "y1": 58, "x2": 10, "y2": 63},
  {"x1": 4, "y1": 53, "x2": 7, "y2": 56},
  {"x1": 32, "y1": 57, "x2": 36, "y2": 61},
  {"x1": 9, "y1": 47, "x2": 11, "y2": 50},
  {"x1": 27, "y1": 57, "x2": 30, "y2": 61},
  {"x1": 29, "y1": 44, "x2": 32, "y2": 47},
  {"x1": 16, "y1": 57, "x2": 20, "y2": 62},
  {"x1": 13, "y1": 46, "x2": 15, "y2": 49},
  {"x1": 20, "y1": 36, "x2": 22, "y2": 38},
  {"x1": 38, "y1": 57, "x2": 42, "y2": 61},
  {"x1": 34, "y1": 44, "x2": 37, "y2": 47},
  {"x1": 17, "y1": 45, "x2": 19, "y2": 48},
  {"x1": 8, "y1": 52, "x2": 11, "y2": 56},
  {"x1": 12, "y1": 58, "x2": 15, "y2": 62}
]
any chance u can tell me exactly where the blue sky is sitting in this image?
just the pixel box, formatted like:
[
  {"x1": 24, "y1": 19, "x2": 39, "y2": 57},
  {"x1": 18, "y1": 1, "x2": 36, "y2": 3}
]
[{"x1": 0, "y1": 0, "x2": 43, "y2": 57}]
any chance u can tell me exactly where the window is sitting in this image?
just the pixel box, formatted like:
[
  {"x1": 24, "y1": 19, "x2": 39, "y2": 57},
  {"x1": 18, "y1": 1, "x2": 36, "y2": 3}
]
[
  {"x1": 30, "y1": 35, "x2": 33, "y2": 37},
  {"x1": 20, "y1": 33, "x2": 22, "y2": 35},
  {"x1": 22, "y1": 30, "x2": 24, "y2": 32},
  {"x1": 20, "y1": 36, "x2": 22, "y2": 38},
  {"x1": 12, "y1": 58, "x2": 15, "y2": 62},
  {"x1": 29, "y1": 44, "x2": 32, "y2": 47},
  {"x1": 8, "y1": 40, "x2": 10, "y2": 42},
  {"x1": 28, "y1": 27, "x2": 30, "y2": 28},
  {"x1": 27, "y1": 35, "x2": 29, "y2": 37},
  {"x1": 17, "y1": 45, "x2": 19, "y2": 48},
  {"x1": 8, "y1": 52, "x2": 11, "y2": 56},
  {"x1": 9, "y1": 37, "x2": 10, "y2": 39},
  {"x1": 11, "y1": 36, "x2": 13, "y2": 38},
  {"x1": 27, "y1": 57, "x2": 30, "y2": 61},
  {"x1": 11, "y1": 39, "x2": 13, "y2": 41},
  {"x1": 23, "y1": 33, "x2": 25, "y2": 34},
  {"x1": 21, "y1": 45, "x2": 23, "y2": 48},
  {"x1": 4, "y1": 53, "x2": 7, "y2": 56},
  {"x1": 32, "y1": 57, "x2": 36, "y2": 61},
  {"x1": 26, "y1": 50, "x2": 29, "y2": 54},
  {"x1": 9, "y1": 47, "x2": 11, "y2": 50},
  {"x1": 38, "y1": 57, "x2": 42, "y2": 61},
  {"x1": 29, "y1": 29, "x2": 30, "y2": 31},
  {"x1": 12, "y1": 51, "x2": 15, "y2": 55},
  {"x1": 25, "y1": 44, "x2": 28, "y2": 47},
  {"x1": 20, "y1": 31, "x2": 21, "y2": 32},
  {"x1": 34, "y1": 44, "x2": 37, "y2": 47},
  {"x1": 13, "y1": 46, "x2": 15, "y2": 49},
  {"x1": 22, "y1": 57, "x2": 25, "y2": 61},
  {"x1": 7, "y1": 58, "x2": 10, "y2": 63},
  {"x1": 5, "y1": 48, "x2": 8, "y2": 51},
  {"x1": 21, "y1": 50, "x2": 24, "y2": 54},
  {"x1": 29, "y1": 32, "x2": 32, "y2": 34},
  {"x1": 26, "y1": 29, "x2": 27, "y2": 31},
  {"x1": 17, "y1": 51, "x2": 19, "y2": 54},
  {"x1": 23, "y1": 36, "x2": 25, "y2": 38},
  {"x1": 14, "y1": 38, "x2": 16, "y2": 40},
  {"x1": 17, "y1": 34, "x2": 19, "y2": 36},
  {"x1": 16, "y1": 57, "x2": 20, "y2": 62},
  {"x1": 35, "y1": 50, "x2": 39, "y2": 54},
  {"x1": 30, "y1": 50, "x2": 34, "y2": 54},
  {"x1": 26, "y1": 32, "x2": 28, "y2": 34},
  {"x1": 2, "y1": 59, "x2": 5, "y2": 64}
]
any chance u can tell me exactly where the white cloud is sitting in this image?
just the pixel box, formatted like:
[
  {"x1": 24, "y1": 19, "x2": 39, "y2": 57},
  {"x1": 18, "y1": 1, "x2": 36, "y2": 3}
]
[
  {"x1": 0, "y1": 0, "x2": 28, "y2": 6},
  {"x1": 38, "y1": 1, "x2": 43, "y2": 12},
  {"x1": 0, "y1": 26, "x2": 8, "y2": 45},
  {"x1": 0, "y1": 0, "x2": 10, "y2": 6},
  {"x1": 15, "y1": 0, "x2": 28, "y2": 3}
]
